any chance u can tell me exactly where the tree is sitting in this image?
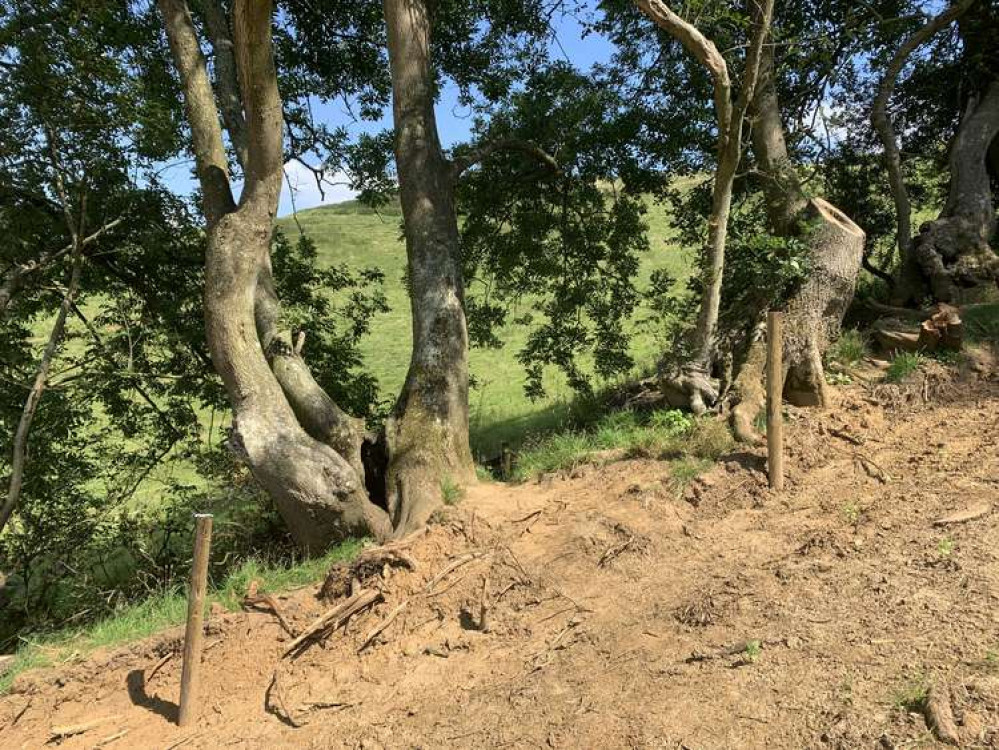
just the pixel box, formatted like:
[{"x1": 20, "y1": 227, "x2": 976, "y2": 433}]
[
  {"x1": 157, "y1": 0, "x2": 398, "y2": 548},
  {"x1": 379, "y1": 0, "x2": 476, "y2": 532},
  {"x1": 895, "y1": 0, "x2": 999, "y2": 304},
  {"x1": 634, "y1": 0, "x2": 774, "y2": 415},
  {"x1": 727, "y1": 0, "x2": 866, "y2": 439}
]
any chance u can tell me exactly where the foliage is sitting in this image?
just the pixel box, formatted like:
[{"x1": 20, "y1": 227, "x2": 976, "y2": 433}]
[{"x1": 458, "y1": 63, "x2": 660, "y2": 399}]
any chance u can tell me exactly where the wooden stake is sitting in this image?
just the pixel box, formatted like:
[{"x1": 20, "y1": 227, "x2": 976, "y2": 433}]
[
  {"x1": 178, "y1": 514, "x2": 213, "y2": 727},
  {"x1": 767, "y1": 311, "x2": 784, "y2": 491}
]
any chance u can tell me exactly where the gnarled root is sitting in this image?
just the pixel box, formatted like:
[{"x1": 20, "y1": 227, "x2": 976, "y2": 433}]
[{"x1": 659, "y1": 364, "x2": 720, "y2": 415}]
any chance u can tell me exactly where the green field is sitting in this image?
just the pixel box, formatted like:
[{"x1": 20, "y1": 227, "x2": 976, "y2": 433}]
[{"x1": 278, "y1": 193, "x2": 694, "y2": 457}]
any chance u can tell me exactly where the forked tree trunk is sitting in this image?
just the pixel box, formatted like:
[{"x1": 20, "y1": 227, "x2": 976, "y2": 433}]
[
  {"x1": 159, "y1": 0, "x2": 391, "y2": 549},
  {"x1": 897, "y1": 80, "x2": 999, "y2": 304},
  {"x1": 382, "y1": 0, "x2": 475, "y2": 535},
  {"x1": 730, "y1": 41, "x2": 865, "y2": 441}
]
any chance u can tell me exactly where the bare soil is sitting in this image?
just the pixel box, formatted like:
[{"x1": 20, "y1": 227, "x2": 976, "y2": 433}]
[{"x1": 2, "y1": 361, "x2": 999, "y2": 749}]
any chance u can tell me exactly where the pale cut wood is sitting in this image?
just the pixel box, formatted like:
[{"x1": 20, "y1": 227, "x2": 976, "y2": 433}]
[
  {"x1": 767, "y1": 311, "x2": 784, "y2": 491},
  {"x1": 933, "y1": 502, "x2": 991, "y2": 527},
  {"x1": 49, "y1": 717, "x2": 107, "y2": 740},
  {"x1": 178, "y1": 514, "x2": 213, "y2": 727}
]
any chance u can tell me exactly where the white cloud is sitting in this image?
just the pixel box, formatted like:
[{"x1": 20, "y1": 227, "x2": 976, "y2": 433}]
[{"x1": 279, "y1": 160, "x2": 357, "y2": 216}]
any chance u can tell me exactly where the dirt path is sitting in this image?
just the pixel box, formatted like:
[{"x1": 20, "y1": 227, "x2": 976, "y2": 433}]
[{"x1": 2, "y1": 369, "x2": 998, "y2": 749}]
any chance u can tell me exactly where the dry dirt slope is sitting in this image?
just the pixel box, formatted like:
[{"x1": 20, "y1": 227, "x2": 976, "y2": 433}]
[{"x1": 1, "y1": 367, "x2": 998, "y2": 749}]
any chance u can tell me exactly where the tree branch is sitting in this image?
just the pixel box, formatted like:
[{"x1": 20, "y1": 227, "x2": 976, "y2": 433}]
[
  {"x1": 199, "y1": 0, "x2": 249, "y2": 170},
  {"x1": 233, "y1": 0, "x2": 283, "y2": 214},
  {"x1": 450, "y1": 138, "x2": 561, "y2": 180},
  {"x1": 871, "y1": 0, "x2": 974, "y2": 260},
  {"x1": 157, "y1": 0, "x2": 235, "y2": 224},
  {"x1": 635, "y1": 0, "x2": 733, "y2": 134},
  {"x1": 0, "y1": 217, "x2": 122, "y2": 319}
]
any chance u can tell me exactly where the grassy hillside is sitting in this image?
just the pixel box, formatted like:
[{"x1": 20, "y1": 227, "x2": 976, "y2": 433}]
[{"x1": 278, "y1": 194, "x2": 694, "y2": 457}]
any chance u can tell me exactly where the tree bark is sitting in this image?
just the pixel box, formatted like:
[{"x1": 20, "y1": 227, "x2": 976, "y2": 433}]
[
  {"x1": 900, "y1": 80, "x2": 999, "y2": 304},
  {"x1": 158, "y1": 0, "x2": 391, "y2": 548},
  {"x1": 636, "y1": 0, "x2": 773, "y2": 414},
  {"x1": 730, "y1": 38, "x2": 865, "y2": 440},
  {"x1": 382, "y1": 0, "x2": 475, "y2": 534},
  {"x1": 871, "y1": 0, "x2": 975, "y2": 298}
]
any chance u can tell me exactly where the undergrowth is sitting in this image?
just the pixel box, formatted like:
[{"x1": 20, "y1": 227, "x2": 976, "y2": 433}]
[
  {"x1": 0, "y1": 539, "x2": 364, "y2": 694},
  {"x1": 828, "y1": 329, "x2": 868, "y2": 369},
  {"x1": 885, "y1": 352, "x2": 923, "y2": 382},
  {"x1": 512, "y1": 409, "x2": 733, "y2": 481}
]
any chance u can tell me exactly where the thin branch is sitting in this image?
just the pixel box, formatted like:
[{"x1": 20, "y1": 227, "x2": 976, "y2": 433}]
[
  {"x1": 450, "y1": 138, "x2": 561, "y2": 180},
  {"x1": 0, "y1": 217, "x2": 123, "y2": 319},
  {"x1": 1, "y1": 141, "x2": 88, "y2": 535},
  {"x1": 157, "y1": 0, "x2": 235, "y2": 223}
]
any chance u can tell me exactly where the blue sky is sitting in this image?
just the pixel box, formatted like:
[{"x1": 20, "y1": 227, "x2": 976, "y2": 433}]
[{"x1": 162, "y1": 4, "x2": 616, "y2": 216}]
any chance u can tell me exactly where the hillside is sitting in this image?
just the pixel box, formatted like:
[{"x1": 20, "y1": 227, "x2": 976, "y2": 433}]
[
  {"x1": 3, "y1": 362, "x2": 998, "y2": 748},
  {"x1": 277, "y1": 197, "x2": 693, "y2": 456}
]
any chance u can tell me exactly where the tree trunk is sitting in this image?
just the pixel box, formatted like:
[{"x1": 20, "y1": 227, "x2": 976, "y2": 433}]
[
  {"x1": 899, "y1": 81, "x2": 999, "y2": 304},
  {"x1": 159, "y1": 0, "x2": 391, "y2": 549},
  {"x1": 381, "y1": 0, "x2": 474, "y2": 534},
  {"x1": 871, "y1": 0, "x2": 975, "y2": 287},
  {"x1": 730, "y1": 42, "x2": 864, "y2": 440}
]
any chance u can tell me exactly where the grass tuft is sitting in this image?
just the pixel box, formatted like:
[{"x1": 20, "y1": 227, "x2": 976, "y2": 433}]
[
  {"x1": 441, "y1": 476, "x2": 466, "y2": 506},
  {"x1": 892, "y1": 673, "x2": 930, "y2": 711},
  {"x1": 885, "y1": 352, "x2": 923, "y2": 382},
  {"x1": 828, "y1": 329, "x2": 868, "y2": 368}
]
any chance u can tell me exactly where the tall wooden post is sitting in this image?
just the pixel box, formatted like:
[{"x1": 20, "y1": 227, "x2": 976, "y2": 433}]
[
  {"x1": 178, "y1": 513, "x2": 213, "y2": 727},
  {"x1": 767, "y1": 312, "x2": 784, "y2": 491}
]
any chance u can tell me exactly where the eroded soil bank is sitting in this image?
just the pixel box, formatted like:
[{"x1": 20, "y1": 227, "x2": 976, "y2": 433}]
[{"x1": 2, "y1": 363, "x2": 998, "y2": 749}]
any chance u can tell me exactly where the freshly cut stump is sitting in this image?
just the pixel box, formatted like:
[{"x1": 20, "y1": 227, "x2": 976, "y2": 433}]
[{"x1": 782, "y1": 198, "x2": 866, "y2": 407}]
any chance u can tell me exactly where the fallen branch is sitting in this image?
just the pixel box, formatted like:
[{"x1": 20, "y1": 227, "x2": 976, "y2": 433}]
[
  {"x1": 933, "y1": 502, "x2": 991, "y2": 527},
  {"x1": 425, "y1": 551, "x2": 488, "y2": 593},
  {"x1": 49, "y1": 717, "x2": 108, "y2": 741},
  {"x1": 854, "y1": 453, "x2": 892, "y2": 483},
  {"x1": 265, "y1": 670, "x2": 301, "y2": 728},
  {"x1": 598, "y1": 536, "x2": 635, "y2": 567},
  {"x1": 243, "y1": 580, "x2": 296, "y2": 636},
  {"x1": 93, "y1": 729, "x2": 129, "y2": 748},
  {"x1": 283, "y1": 589, "x2": 382, "y2": 657},
  {"x1": 357, "y1": 602, "x2": 408, "y2": 653},
  {"x1": 145, "y1": 651, "x2": 175, "y2": 683}
]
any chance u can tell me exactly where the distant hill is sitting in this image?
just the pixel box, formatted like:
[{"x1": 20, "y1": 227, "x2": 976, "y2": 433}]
[{"x1": 277, "y1": 196, "x2": 693, "y2": 456}]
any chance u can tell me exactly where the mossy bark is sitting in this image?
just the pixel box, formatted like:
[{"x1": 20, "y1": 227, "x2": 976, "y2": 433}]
[{"x1": 382, "y1": 0, "x2": 475, "y2": 535}]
